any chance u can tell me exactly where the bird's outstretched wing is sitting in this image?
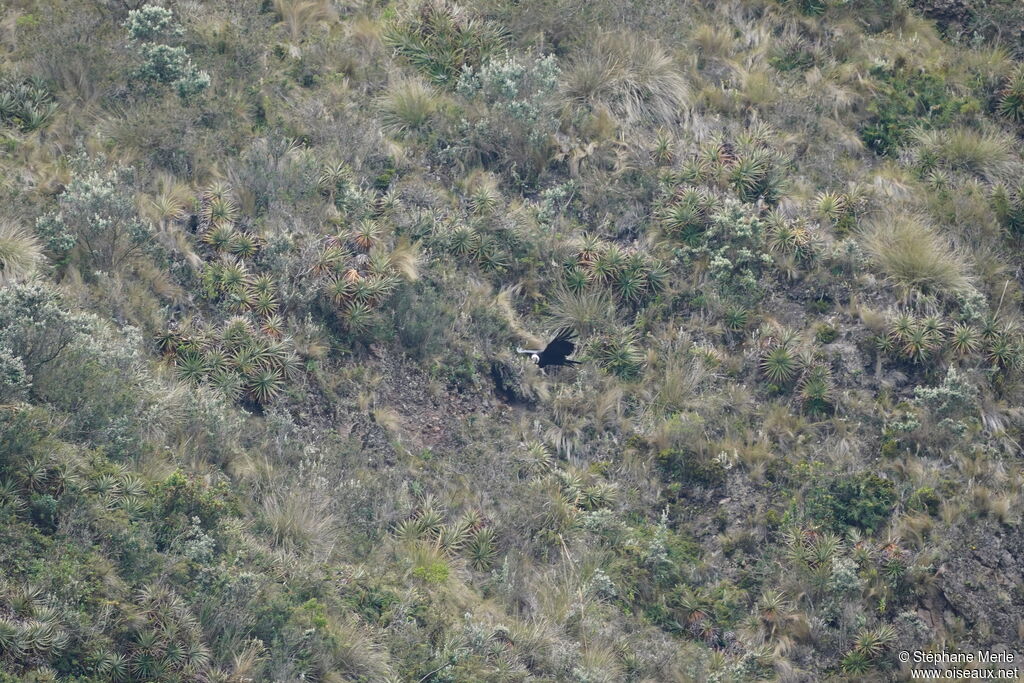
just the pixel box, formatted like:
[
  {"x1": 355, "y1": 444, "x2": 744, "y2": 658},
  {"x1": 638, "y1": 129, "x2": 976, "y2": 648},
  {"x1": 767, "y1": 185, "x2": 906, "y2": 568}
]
[{"x1": 539, "y1": 328, "x2": 579, "y2": 366}]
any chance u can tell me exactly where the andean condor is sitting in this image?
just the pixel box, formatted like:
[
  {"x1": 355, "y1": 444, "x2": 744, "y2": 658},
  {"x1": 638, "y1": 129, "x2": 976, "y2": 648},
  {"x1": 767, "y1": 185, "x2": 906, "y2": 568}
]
[{"x1": 516, "y1": 328, "x2": 580, "y2": 369}]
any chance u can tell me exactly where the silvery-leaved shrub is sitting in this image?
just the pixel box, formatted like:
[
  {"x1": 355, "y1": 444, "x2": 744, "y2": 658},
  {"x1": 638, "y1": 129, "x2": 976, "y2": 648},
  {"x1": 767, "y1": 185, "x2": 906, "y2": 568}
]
[
  {"x1": 135, "y1": 44, "x2": 194, "y2": 86},
  {"x1": 124, "y1": 5, "x2": 182, "y2": 42},
  {"x1": 34, "y1": 157, "x2": 151, "y2": 274},
  {"x1": 0, "y1": 283, "x2": 84, "y2": 377},
  {"x1": 124, "y1": 4, "x2": 209, "y2": 100},
  {"x1": 455, "y1": 53, "x2": 560, "y2": 179},
  {"x1": 0, "y1": 346, "x2": 28, "y2": 402}
]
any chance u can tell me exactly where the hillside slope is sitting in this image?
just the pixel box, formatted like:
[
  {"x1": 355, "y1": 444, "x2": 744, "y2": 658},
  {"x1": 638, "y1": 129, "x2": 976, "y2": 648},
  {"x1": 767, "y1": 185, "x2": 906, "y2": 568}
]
[{"x1": 1, "y1": 0, "x2": 1024, "y2": 680}]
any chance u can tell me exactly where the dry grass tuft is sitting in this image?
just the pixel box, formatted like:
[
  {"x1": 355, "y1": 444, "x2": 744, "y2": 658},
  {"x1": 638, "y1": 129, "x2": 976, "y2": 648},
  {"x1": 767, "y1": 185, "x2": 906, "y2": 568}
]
[
  {"x1": 564, "y1": 32, "x2": 689, "y2": 125},
  {"x1": 912, "y1": 127, "x2": 1015, "y2": 181},
  {"x1": 0, "y1": 219, "x2": 44, "y2": 284},
  {"x1": 261, "y1": 490, "x2": 338, "y2": 557},
  {"x1": 379, "y1": 78, "x2": 443, "y2": 137},
  {"x1": 861, "y1": 213, "x2": 971, "y2": 299}
]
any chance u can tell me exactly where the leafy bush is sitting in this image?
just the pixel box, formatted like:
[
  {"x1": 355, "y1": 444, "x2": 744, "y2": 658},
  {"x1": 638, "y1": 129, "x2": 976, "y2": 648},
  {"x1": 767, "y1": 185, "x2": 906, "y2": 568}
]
[
  {"x1": 390, "y1": 282, "x2": 451, "y2": 360},
  {"x1": 806, "y1": 473, "x2": 896, "y2": 532},
  {"x1": 859, "y1": 65, "x2": 979, "y2": 155},
  {"x1": 0, "y1": 348, "x2": 28, "y2": 402},
  {"x1": 34, "y1": 159, "x2": 151, "y2": 274},
  {"x1": 124, "y1": 4, "x2": 209, "y2": 100},
  {"x1": 124, "y1": 5, "x2": 182, "y2": 42},
  {"x1": 0, "y1": 284, "x2": 83, "y2": 378},
  {"x1": 700, "y1": 200, "x2": 772, "y2": 301},
  {"x1": 455, "y1": 52, "x2": 561, "y2": 180},
  {"x1": 658, "y1": 448, "x2": 727, "y2": 490}
]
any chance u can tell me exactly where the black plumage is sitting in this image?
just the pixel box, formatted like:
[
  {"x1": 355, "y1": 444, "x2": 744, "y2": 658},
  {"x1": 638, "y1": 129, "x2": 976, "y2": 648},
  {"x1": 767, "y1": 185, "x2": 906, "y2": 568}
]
[{"x1": 518, "y1": 328, "x2": 580, "y2": 369}]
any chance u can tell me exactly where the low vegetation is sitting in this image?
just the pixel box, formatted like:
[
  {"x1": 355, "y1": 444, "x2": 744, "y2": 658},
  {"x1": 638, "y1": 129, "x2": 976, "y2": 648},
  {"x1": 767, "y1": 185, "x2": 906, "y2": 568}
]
[{"x1": 0, "y1": 0, "x2": 1023, "y2": 680}]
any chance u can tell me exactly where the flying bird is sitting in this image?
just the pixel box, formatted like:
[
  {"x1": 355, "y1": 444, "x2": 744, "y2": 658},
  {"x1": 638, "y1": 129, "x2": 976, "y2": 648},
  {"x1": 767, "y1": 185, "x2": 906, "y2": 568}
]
[{"x1": 517, "y1": 328, "x2": 580, "y2": 369}]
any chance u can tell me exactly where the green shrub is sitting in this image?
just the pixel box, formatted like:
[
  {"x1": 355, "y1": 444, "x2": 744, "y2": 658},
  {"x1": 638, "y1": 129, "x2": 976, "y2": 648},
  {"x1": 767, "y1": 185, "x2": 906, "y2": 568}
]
[
  {"x1": 658, "y1": 449, "x2": 727, "y2": 490},
  {"x1": 814, "y1": 323, "x2": 838, "y2": 344},
  {"x1": 34, "y1": 159, "x2": 151, "y2": 274},
  {"x1": 669, "y1": 198, "x2": 771, "y2": 303},
  {"x1": 412, "y1": 560, "x2": 449, "y2": 583},
  {"x1": 390, "y1": 282, "x2": 452, "y2": 360},
  {"x1": 124, "y1": 5, "x2": 182, "y2": 42},
  {"x1": 806, "y1": 473, "x2": 896, "y2": 532},
  {"x1": 859, "y1": 65, "x2": 979, "y2": 155},
  {"x1": 908, "y1": 486, "x2": 940, "y2": 515},
  {"x1": 124, "y1": 4, "x2": 209, "y2": 100},
  {"x1": 0, "y1": 284, "x2": 83, "y2": 378},
  {"x1": 454, "y1": 52, "x2": 561, "y2": 181},
  {"x1": 149, "y1": 471, "x2": 235, "y2": 549}
]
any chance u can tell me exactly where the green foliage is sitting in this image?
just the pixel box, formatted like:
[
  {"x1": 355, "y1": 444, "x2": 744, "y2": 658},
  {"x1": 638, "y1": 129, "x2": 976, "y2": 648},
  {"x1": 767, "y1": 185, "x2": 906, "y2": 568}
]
[
  {"x1": 658, "y1": 448, "x2": 727, "y2": 490},
  {"x1": 0, "y1": 76, "x2": 57, "y2": 132},
  {"x1": 383, "y1": 0, "x2": 508, "y2": 87},
  {"x1": 124, "y1": 4, "x2": 209, "y2": 100},
  {"x1": 997, "y1": 64, "x2": 1024, "y2": 124},
  {"x1": 150, "y1": 470, "x2": 234, "y2": 548},
  {"x1": 588, "y1": 329, "x2": 645, "y2": 379},
  {"x1": 34, "y1": 158, "x2": 151, "y2": 274},
  {"x1": 681, "y1": 198, "x2": 771, "y2": 302},
  {"x1": 412, "y1": 560, "x2": 449, "y2": 583},
  {"x1": 814, "y1": 323, "x2": 837, "y2": 344},
  {"x1": 806, "y1": 473, "x2": 896, "y2": 532},
  {"x1": 390, "y1": 283, "x2": 452, "y2": 360},
  {"x1": 761, "y1": 344, "x2": 799, "y2": 384},
  {"x1": 860, "y1": 64, "x2": 979, "y2": 155},
  {"x1": 658, "y1": 187, "x2": 717, "y2": 245},
  {"x1": 0, "y1": 284, "x2": 82, "y2": 379},
  {"x1": 124, "y1": 5, "x2": 182, "y2": 42},
  {"x1": 908, "y1": 486, "x2": 940, "y2": 515},
  {"x1": 455, "y1": 52, "x2": 561, "y2": 179}
]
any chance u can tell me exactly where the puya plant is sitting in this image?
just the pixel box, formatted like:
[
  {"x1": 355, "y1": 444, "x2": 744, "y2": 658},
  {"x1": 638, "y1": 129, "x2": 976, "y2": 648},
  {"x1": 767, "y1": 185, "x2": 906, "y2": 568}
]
[
  {"x1": 382, "y1": 0, "x2": 508, "y2": 88},
  {"x1": 0, "y1": 75, "x2": 58, "y2": 133}
]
